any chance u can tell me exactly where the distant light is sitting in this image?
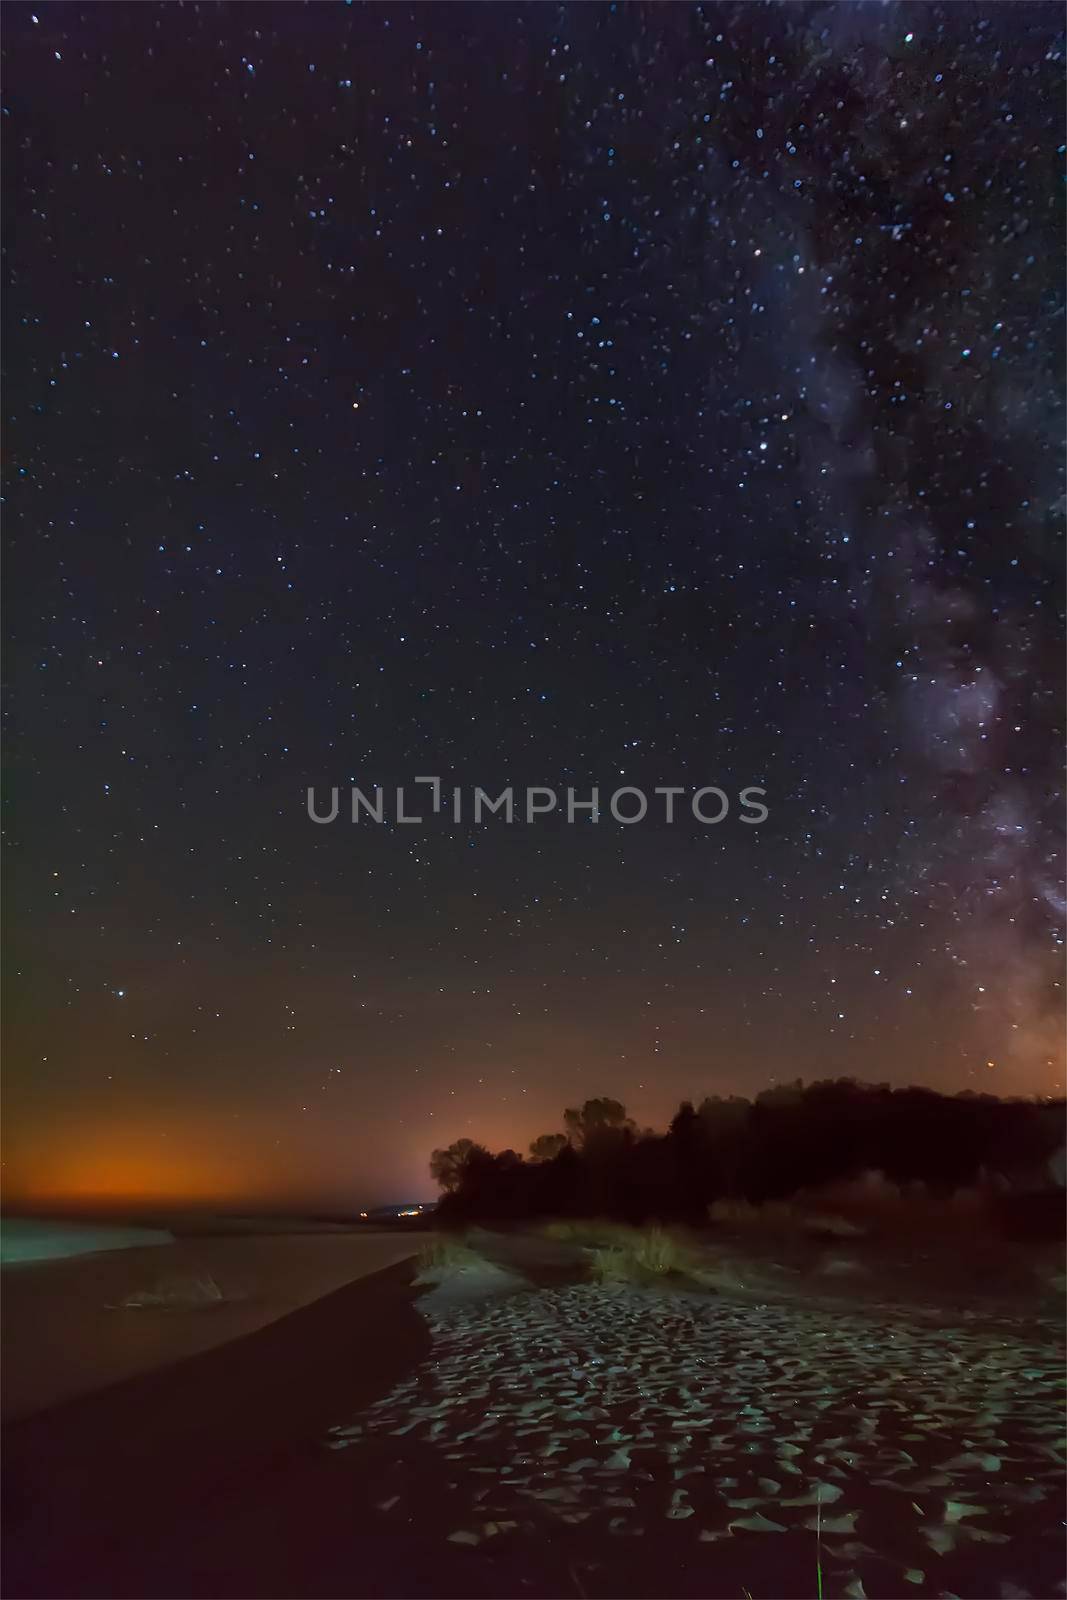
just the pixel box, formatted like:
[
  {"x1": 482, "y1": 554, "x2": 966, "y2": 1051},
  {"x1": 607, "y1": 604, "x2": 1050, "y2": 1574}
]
[{"x1": 359, "y1": 1210, "x2": 368, "y2": 1218}]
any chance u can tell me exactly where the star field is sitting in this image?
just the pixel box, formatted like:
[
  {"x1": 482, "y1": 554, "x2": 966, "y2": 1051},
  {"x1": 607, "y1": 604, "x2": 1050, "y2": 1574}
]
[{"x1": 3, "y1": 3, "x2": 1063, "y2": 1208}]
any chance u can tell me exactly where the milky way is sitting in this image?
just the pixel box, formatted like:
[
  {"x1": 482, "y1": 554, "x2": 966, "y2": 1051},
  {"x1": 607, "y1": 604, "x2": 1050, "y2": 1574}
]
[{"x1": 762, "y1": 3, "x2": 1066, "y2": 1081}]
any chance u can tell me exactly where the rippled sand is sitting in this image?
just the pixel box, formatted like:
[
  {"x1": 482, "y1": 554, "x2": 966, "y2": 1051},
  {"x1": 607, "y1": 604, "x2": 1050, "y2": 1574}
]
[{"x1": 330, "y1": 1280, "x2": 1065, "y2": 1598}]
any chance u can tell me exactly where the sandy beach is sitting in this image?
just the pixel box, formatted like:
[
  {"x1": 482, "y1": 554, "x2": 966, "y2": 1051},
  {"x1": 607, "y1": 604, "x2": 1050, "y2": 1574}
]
[
  {"x1": 3, "y1": 1249, "x2": 431, "y2": 1599},
  {"x1": 2, "y1": 1224, "x2": 1063, "y2": 1599},
  {"x1": 1, "y1": 1227, "x2": 423, "y2": 1421}
]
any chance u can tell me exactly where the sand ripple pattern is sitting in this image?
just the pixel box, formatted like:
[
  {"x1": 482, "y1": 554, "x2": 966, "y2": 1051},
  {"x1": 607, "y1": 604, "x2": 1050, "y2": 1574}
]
[{"x1": 330, "y1": 1285, "x2": 1065, "y2": 1596}]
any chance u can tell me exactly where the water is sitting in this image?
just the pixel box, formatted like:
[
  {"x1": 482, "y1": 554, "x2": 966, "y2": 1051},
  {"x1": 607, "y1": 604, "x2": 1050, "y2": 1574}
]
[{"x1": 0, "y1": 1217, "x2": 174, "y2": 1265}]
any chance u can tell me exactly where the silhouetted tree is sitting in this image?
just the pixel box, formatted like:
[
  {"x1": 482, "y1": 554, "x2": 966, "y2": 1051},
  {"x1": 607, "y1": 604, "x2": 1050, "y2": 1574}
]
[
  {"x1": 429, "y1": 1137, "x2": 489, "y2": 1192},
  {"x1": 563, "y1": 1097, "x2": 634, "y2": 1148},
  {"x1": 430, "y1": 1082, "x2": 1065, "y2": 1232},
  {"x1": 529, "y1": 1132, "x2": 568, "y2": 1162},
  {"x1": 697, "y1": 1094, "x2": 751, "y2": 1198},
  {"x1": 666, "y1": 1101, "x2": 710, "y2": 1221}
]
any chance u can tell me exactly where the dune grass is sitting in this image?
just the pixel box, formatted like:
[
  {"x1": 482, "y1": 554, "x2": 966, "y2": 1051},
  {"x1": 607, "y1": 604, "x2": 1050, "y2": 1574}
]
[
  {"x1": 541, "y1": 1219, "x2": 766, "y2": 1293},
  {"x1": 586, "y1": 1225, "x2": 703, "y2": 1286},
  {"x1": 414, "y1": 1235, "x2": 486, "y2": 1281}
]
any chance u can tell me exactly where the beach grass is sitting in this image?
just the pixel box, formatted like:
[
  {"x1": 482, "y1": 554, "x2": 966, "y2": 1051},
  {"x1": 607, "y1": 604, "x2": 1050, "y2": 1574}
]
[
  {"x1": 586, "y1": 1225, "x2": 701, "y2": 1285},
  {"x1": 414, "y1": 1235, "x2": 485, "y2": 1280}
]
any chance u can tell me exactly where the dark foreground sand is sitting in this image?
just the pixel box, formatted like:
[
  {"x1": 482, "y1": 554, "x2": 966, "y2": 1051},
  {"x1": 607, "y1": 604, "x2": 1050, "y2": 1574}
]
[
  {"x1": 1, "y1": 1231, "x2": 423, "y2": 1420},
  {"x1": 2, "y1": 1229, "x2": 1064, "y2": 1600},
  {"x1": 3, "y1": 1254, "x2": 436, "y2": 1599}
]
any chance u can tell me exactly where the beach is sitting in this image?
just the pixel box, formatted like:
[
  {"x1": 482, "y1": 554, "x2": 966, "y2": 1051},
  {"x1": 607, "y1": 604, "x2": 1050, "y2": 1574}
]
[
  {"x1": 1, "y1": 1222, "x2": 423, "y2": 1421},
  {"x1": 2, "y1": 1221, "x2": 1063, "y2": 1598},
  {"x1": 2, "y1": 1247, "x2": 430, "y2": 1599}
]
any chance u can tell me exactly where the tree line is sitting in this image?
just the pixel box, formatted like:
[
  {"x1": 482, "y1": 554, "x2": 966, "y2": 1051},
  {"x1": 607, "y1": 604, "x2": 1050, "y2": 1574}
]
[{"x1": 429, "y1": 1082, "x2": 1065, "y2": 1225}]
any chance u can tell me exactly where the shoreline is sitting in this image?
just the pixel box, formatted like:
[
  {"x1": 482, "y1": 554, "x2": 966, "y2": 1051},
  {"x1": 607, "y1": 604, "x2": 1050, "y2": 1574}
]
[
  {"x1": 2, "y1": 1255, "x2": 431, "y2": 1599},
  {"x1": 1, "y1": 1229, "x2": 424, "y2": 1422}
]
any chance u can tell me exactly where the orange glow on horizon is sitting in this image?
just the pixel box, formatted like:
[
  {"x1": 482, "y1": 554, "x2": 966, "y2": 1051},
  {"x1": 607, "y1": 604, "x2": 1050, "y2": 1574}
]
[
  {"x1": 1, "y1": 1120, "x2": 288, "y2": 1209},
  {"x1": 1, "y1": 1104, "x2": 561, "y2": 1212}
]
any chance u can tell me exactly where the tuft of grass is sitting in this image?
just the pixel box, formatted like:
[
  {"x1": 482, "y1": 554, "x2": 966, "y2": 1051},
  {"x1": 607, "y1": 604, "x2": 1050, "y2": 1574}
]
[
  {"x1": 587, "y1": 1246, "x2": 631, "y2": 1285},
  {"x1": 546, "y1": 1219, "x2": 780, "y2": 1298},
  {"x1": 414, "y1": 1236, "x2": 483, "y2": 1281},
  {"x1": 630, "y1": 1225, "x2": 690, "y2": 1274},
  {"x1": 586, "y1": 1225, "x2": 700, "y2": 1285}
]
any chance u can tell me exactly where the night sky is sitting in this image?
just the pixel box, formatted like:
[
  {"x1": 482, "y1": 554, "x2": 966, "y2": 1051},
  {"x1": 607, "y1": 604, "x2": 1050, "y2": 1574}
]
[{"x1": 3, "y1": 3, "x2": 1063, "y2": 1210}]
